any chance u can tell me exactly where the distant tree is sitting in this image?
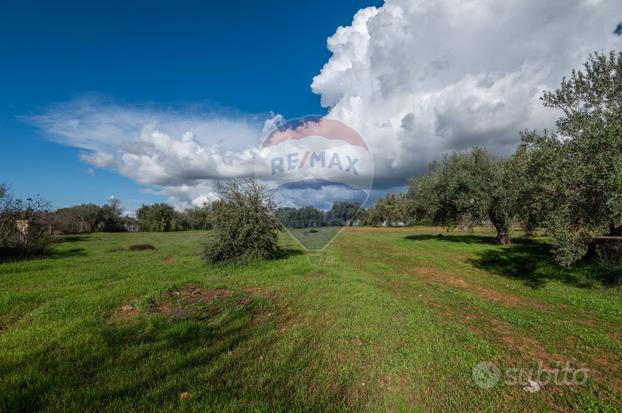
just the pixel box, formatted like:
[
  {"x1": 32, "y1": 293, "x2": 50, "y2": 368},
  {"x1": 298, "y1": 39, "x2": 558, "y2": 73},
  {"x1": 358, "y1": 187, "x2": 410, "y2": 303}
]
[
  {"x1": 326, "y1": 201, "x2": 360, "y2": 226},
  {"x1": 99, "y1": 198, "x2": 125, "y2": 232},
  {"x1": 202, "y1": 179, "x2": 281, "y2": 264},
  {"x1": 275, "y1": 206, "x2": 325, "y2": 228},
  {"x1": 355, "y1": 207, "x2": 370, "y2": 226},
  {"x1": 297, "y1": 206, "x2": 324, "y2": 228},
  {"x1": 137, "y1": 203, "x2": 178, "y2": 232},
  {"x1": 52, "y1": 203, "x2": 103, "y2": 233},
  {"x1": 275, "y1": 207, "x2": 298, "y2": 228},
  {"x1": 75, "y1": 203, "x2": 103, "y2": 231},
  {"x1": 119, "y1": 215, "x2": 139, "y2": 232},
  {"x1": 183, "y1": 204, "x2": 212, "y2": 230}
]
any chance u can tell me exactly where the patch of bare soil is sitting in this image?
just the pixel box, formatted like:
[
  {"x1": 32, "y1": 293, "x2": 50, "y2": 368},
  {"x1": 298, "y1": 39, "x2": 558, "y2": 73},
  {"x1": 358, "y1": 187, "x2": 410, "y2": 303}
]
[
  {"x1": 487, "y1": 319, "x2": 558, "y2": 363},
  {"x1": 154, "y1": 286, "x2": 233, "y2": 318},
  {"x1": 252, "y1": 308, "x2": 273, "y2": 324},
  {"x1": 114, "y1": 303, "x2": 140, "y2": 320},
  {"x1": 162, "y1": 256, "x2": 176, "y2": 265},
  {"x1": 485, "y1": 318, "x2": 622, "y2": 398},
  {"x1": 589, "y1": 352, "x2": 622, "y2": 393},
  {"x1": 243, "y1": 286, "x2": 273, "y2": 298},
  {"x1": 151, "y1": 285, "x2": 278, "y2": 328},
  {"x1": 242, "y1": 287, "x2": 299, "y2": 333},
  {"x1": 176, "y1": 286, "x2": 231, "y2": 302},
  {"x1": 414, "y1": 267, "x2": 525, "y2": 307}
]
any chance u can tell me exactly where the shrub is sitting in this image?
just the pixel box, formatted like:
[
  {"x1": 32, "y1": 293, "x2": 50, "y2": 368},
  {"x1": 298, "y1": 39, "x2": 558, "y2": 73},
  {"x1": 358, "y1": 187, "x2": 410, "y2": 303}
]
[
  {"x1": 202, "y1": 179, "x2": 281, "y2": 264},
  {"x1": 0, "y1": 184, "x2": 51, "y2": 255}
]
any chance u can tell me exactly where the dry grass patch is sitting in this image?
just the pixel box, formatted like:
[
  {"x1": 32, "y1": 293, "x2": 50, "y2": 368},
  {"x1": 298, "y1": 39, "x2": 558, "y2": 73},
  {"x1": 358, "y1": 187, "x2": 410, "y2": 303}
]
[{"x1": 162, "y1": 256, "x2": 176, "y2": 265}]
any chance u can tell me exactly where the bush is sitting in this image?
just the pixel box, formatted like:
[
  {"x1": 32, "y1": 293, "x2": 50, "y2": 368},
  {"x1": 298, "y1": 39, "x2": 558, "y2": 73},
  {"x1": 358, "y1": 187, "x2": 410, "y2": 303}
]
[
  {"x1": 202, "y1": 179, "x2": 281, "y2": 264},
  {"x1": 0, "y1": 184, "x2": 51, "y2": 255}
]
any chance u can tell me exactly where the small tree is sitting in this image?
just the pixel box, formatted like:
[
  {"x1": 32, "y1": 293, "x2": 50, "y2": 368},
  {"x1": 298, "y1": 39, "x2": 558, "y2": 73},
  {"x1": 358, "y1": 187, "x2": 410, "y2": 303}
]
[
  {"x1": 100, "y1": 198, "x2": 124, "y2": 232},
  {"x1": 202, "y1": 179, "x2": 281, "y2": 264}
]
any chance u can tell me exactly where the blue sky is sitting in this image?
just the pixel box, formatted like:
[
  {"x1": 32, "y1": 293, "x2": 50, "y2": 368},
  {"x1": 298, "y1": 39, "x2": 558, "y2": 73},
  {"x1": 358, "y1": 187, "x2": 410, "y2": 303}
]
[
  {"x1": 2, "y1": 0, "x2": 619, "y2": 212},
  {"x1": 0, "y1": 0, "x2": 381, "y2": 210}
]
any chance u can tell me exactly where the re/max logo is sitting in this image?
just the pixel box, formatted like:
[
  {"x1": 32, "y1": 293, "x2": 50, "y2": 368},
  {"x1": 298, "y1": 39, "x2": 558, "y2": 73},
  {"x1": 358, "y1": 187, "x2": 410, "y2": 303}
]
[{"x1": 271, "y1": 151, "x2": 359, "y2": 175}]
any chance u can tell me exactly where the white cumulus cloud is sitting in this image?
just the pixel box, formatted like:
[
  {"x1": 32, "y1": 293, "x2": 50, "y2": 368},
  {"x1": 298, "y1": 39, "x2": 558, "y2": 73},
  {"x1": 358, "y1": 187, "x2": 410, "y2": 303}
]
[
  {"x1": 311, "y1": 0, "x2": 622, "y2": 187},
  {"x1": 29, "y1": 98, "x2": 276, "y2": 209},
  {"x1": 28, "y1": 1, "x2": 622, "y2": 207}
]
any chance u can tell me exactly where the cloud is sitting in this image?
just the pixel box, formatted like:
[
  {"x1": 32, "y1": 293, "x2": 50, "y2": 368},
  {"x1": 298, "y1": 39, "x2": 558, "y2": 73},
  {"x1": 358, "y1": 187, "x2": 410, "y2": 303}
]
[
  {"x1": 311, "y1": 0, "x2": 622, "y2": 187},
  {"x1": 29, "y1": 1, "x2": 621, "y2": 208},
  {"x1": 29, "y1": 98, "x2": 273, "y2": 209},
  {"x1": 80, "y1": 152, "x2": 114, "y2": 167}
]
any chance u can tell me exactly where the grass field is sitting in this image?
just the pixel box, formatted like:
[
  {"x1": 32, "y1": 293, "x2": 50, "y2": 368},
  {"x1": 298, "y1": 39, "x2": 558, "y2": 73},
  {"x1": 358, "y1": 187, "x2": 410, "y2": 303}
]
[
  {"x1": 286, "y1": 226, "x2": 342, "y2": 250},
  {"x1": 1, "y1": 227, "x2": 621, "y2": 412}
]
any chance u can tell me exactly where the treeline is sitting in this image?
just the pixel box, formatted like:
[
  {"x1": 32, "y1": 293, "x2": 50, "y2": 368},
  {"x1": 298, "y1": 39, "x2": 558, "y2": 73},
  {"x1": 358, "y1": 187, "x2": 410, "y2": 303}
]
[
  {"x1": 274, "y1": 195, "x2": 409, "y2": 228},
  {"x1": 136, "y1": 203, "x2": 212, "y2": 232},
  {"x1": 51, "y1": 199, "x2": 133, "y2": 233},
  {"x1": 0, "y1": 194, "x2": 215, "y2": 247},
  {"x1": 52, "y1": 202, "x2": 214, "y2": 233},
  {"x1": 275, "y1": 202, "x2": 360, "y2": 228}
]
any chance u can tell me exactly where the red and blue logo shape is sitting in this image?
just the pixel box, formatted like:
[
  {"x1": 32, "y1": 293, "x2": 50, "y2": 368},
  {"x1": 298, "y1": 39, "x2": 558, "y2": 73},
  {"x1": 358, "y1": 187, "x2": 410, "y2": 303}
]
[{"x1": 255, "y1": 116, "x2": 374, "y2": 249}]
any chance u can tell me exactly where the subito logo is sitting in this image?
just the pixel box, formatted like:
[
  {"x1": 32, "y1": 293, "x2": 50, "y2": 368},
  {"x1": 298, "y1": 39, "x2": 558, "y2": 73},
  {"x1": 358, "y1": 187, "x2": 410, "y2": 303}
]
[{"x1": 255, "y1": 116, "x2": 374, "y2": 250}]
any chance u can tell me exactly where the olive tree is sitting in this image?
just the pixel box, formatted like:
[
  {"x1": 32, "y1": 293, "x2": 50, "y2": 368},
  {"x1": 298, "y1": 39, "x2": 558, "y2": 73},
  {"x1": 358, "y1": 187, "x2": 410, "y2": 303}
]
[
  {"x1": 202, "y1": 179, "x2": 281, "y2": 264},
  {"x1": 407, "y1": 148, "x2": 517, "y2": 244},
  {"x1": 515, "y1": 51, "x2": 622, "y2": 265},
  {"x1": 367, "y1": 193, "x2": 407, "y2": 227}
]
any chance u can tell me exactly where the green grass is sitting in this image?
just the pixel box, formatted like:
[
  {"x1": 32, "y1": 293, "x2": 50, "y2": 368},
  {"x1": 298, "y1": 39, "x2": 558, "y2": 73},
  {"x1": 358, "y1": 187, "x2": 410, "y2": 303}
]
[
  {"x1": 286, "y1": 226, "x2": 342, "y2": 250},
  {"x1": 1, "y1": 227, "x2": 621, "y2": 412}
]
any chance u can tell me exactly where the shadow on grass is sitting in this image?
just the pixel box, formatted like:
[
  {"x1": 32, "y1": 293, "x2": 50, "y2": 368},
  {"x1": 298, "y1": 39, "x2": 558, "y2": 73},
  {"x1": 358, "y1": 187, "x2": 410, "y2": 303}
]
[
  {"x1": 406, "y1": 233, "x2": 620, "y2": 289},
  {"x1": 0, "y1": 303, "x2": 350, "y2": 412},
  {"x1": 469, "y1": 241, "x2": 621, "y2": 289},
  {"x1": 0, "y1": 247, "x2": 87, "y2": 264},
  {"x1": 274, "y1": 247, "x2": 305, "y2": 260},
  {"x1": 405, "y1": 233, "x2": 498, "y2": 244},
  {"x1": 52, "y1": 235, "x2": 91, "y2": 243}
]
